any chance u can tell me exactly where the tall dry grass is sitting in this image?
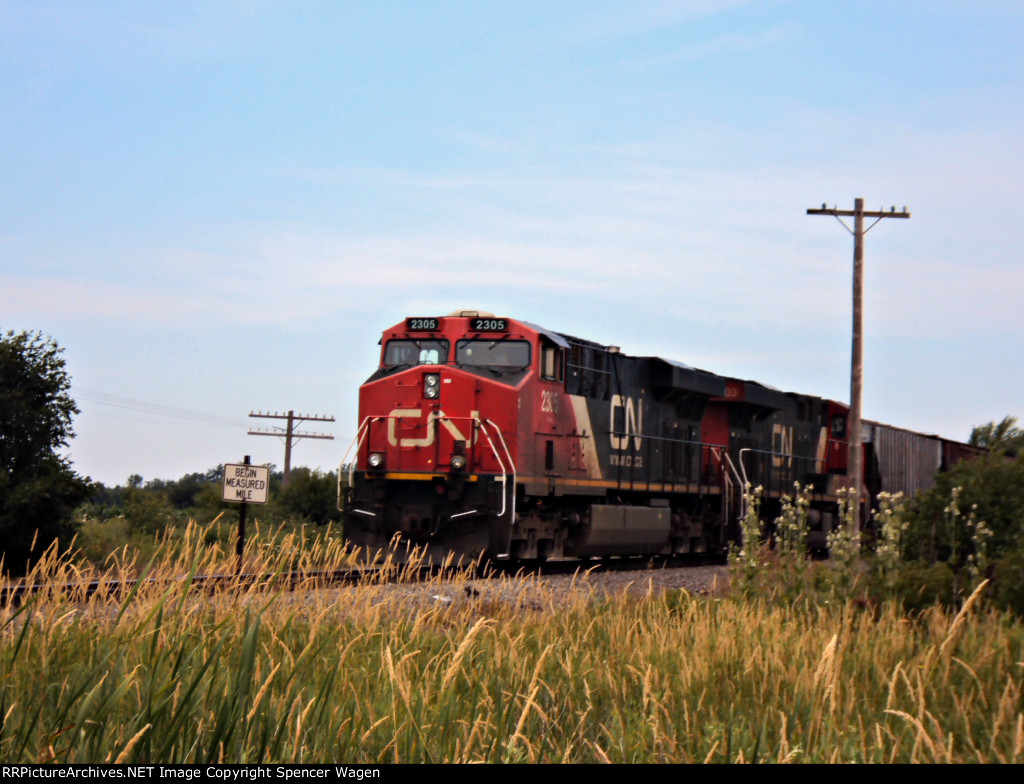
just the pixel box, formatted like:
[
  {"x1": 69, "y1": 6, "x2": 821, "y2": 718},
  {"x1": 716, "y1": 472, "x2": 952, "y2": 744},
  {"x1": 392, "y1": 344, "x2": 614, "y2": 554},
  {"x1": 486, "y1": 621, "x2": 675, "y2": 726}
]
[{"x1": 1, "y1": 522, "x2": 1022, "y2": 763}]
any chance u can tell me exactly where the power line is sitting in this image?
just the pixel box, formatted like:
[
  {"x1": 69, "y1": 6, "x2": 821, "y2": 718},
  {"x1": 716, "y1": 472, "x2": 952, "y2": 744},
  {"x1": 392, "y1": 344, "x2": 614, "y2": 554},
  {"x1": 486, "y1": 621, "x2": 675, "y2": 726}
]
[{"x1": 74, "y1": 388, "x2": 249, "y2": 428}]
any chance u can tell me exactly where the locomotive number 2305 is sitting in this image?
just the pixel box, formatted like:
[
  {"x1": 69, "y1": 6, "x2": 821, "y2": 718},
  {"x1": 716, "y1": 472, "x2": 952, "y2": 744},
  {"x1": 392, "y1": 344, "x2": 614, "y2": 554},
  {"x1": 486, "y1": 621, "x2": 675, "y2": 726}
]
[
  {"x1": 406, "y1": 317, "x2": 440, "y2": 331},
  {"x1": 470, "y1": 318, "x2": 508, "y2": 332},
  {"x1": 540, "y1": 390, "x2": 559, "y2": 414}
]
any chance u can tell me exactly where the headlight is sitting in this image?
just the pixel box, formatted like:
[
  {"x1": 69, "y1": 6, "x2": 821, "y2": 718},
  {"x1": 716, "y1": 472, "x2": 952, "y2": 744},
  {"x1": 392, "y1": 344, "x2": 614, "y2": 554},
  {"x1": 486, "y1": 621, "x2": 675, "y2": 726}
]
[
  {"x1": 368, "y1": 452, "x2": 386, "y2": 470},
  {"x1": 424, "y1": 373, "x2": 440, "y2": 399},
  {"x1": 450, "y1": 454, "x2": 467, "y2": 472}
]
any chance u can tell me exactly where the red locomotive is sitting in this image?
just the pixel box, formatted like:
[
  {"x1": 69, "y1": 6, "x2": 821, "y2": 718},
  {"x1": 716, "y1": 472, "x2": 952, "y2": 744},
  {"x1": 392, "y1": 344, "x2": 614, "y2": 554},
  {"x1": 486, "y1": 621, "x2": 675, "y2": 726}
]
[{"x1": 340, "y1": 311, "x2": 975, "y2": 561}]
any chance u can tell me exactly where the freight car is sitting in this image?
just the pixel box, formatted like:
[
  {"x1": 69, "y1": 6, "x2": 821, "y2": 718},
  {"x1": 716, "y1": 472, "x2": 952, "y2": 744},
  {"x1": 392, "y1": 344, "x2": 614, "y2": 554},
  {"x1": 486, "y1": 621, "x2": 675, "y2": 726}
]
[{"x1": 339, "y1": 311, "x2": 975, "y2": 562}]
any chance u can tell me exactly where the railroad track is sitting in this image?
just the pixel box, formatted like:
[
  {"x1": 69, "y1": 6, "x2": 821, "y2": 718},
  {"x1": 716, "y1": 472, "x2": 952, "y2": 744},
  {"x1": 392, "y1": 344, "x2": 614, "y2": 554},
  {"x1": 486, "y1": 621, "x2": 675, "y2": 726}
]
[
  {"x1": 0, "y1": 553, "x2": 724, "y2": 608},
  {"x1": 0, "y1": 566, "x2": 382, "y2": 608}
]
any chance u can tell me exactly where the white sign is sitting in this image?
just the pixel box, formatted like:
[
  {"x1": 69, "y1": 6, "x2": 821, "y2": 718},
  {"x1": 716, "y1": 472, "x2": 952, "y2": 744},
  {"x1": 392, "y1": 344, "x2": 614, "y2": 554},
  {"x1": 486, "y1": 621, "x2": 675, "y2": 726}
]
[{"x1": 222, "y1": 463, "x2": 270, "y2": 504}]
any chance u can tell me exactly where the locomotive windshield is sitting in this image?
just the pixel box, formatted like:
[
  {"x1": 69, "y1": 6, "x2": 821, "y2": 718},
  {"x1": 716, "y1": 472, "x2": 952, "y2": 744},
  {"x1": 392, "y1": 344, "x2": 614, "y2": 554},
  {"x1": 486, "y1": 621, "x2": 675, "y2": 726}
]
[
  {"x1": 383, "y1": 339, "x2": 449, "y2": 368},
  {"x1": 456, "y1": 339, "x2": 530, "y2": 369}
]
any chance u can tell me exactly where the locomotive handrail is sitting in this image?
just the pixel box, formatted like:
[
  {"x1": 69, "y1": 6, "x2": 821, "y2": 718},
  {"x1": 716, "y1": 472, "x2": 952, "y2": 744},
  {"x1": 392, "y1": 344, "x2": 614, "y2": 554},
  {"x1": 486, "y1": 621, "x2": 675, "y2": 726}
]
[
  {"x1": 710, "y1": 446, "x2": 746, "y2": 522},
  {"x1": 709, "y1": 446, "x2": 733, "y2": 523},
  {"x1": 723, "y1": 450, "x2": 743, "y2": 490},
  {"x1": 738, "y1": 447, "x2": 827, "y2": 500},
  {"x1": 342, "y1": 413, "x2": 378, "y2": 495},
  {"x1": 428, "y1": 414, "x2": 516, "y2": 521},
  {"x1": 712, "y1": 446, "x2": 745, "y2": 499},
  {"x1": 738, "y1": 446, "x2": 829, "y2": 467},
  {"x1": 484, "y1": 417, "x2": 516, "y2": 523},
  {"x1": 606, "y1": 431, "x2": 726, "y2": 448},
  {"x1": 606, "y1": 430, "x2": 729, "y2": 487},
  {"x1": 339, "y1": 416, "x2": 374, "y2": 507},
  {"x1": 338, "y1": 413, "x2": 517, "y2": 523},
  {"x1": 739, "y1": 448, "x2": 751, "y2": 490},
  {"x1": 725, "y1": 450, "x2": 744, "y2": 522}
]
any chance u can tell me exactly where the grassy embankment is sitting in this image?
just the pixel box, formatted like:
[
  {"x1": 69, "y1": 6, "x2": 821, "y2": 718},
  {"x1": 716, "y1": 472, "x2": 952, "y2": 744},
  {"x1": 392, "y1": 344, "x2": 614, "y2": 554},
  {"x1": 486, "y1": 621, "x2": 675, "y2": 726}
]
[{"x1": 2, "y1": 520, "x2": 1022, "y2": 763}]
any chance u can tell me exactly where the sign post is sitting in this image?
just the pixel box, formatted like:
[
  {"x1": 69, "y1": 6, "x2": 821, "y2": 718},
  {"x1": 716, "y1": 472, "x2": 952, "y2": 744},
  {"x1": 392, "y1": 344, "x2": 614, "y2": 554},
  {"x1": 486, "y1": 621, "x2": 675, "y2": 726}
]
[{"x1": 222, "y1": 456, "x2": 270, "y2": 574}]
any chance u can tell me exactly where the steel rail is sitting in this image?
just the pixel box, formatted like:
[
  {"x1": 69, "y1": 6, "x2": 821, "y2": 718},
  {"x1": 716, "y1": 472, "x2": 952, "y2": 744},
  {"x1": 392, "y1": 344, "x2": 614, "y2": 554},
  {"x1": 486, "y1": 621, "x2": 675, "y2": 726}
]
[
  {"x1": 1, "y1": 552, "x2": 725, "y2": 608},
  {"x1": 0, "y1": 563, "x2": 445, "y2": 608}
]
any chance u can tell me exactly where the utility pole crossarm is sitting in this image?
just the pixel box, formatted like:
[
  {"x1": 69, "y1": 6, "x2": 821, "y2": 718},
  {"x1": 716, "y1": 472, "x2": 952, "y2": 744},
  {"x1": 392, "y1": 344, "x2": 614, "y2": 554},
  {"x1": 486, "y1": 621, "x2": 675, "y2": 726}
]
[
  {"x1": 807, "y1": 206, "x2": 911, "y2": 218},
  {"x1": 249, "y1": 411, "x2": 335, "y2": 422},
  {"x1": 247, "y1": 409, "x2": 335, "y2": 486},
  {"x1": 247, "y1": 429, "x2": 335, "y2": 440}
]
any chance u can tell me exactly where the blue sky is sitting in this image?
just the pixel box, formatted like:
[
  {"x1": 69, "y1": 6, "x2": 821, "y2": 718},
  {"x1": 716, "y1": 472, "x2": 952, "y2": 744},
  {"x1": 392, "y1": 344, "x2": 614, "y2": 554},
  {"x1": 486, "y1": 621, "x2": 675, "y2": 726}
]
[{"x1": 3, "y1": 1, "x2": 1022, "y2": 486}]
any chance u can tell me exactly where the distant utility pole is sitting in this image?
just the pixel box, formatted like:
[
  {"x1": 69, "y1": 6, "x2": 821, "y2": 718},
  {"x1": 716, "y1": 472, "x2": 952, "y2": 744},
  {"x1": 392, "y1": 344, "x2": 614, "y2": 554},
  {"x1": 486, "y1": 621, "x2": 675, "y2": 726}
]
[
  {"x1": 248, "y1": 410, "x2": 335, "y2": 487},
  {"x1": 807, "y1": 198, "x2": 910, "y2": 531}
]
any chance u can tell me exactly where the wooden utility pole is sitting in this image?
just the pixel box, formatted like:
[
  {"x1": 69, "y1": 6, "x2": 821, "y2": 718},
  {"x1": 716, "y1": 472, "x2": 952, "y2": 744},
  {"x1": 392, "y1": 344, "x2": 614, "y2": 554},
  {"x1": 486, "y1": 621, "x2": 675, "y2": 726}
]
[
  {"x1": 807, "y1": 199, "x2": 910, "y2": 531},
  {"x1": 248, "y1": 410, "x2": 335, "y2": 486}
]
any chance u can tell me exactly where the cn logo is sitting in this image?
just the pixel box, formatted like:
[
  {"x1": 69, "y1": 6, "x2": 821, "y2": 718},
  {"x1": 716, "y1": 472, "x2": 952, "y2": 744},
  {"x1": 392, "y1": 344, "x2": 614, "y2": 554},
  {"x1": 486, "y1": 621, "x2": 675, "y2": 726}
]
[
  {"x1": 386, "y1": 408, "x2": 479, "y2": 448},
  {"x1": 610, "y1": 395, "x2": 643, "y2": 450}
]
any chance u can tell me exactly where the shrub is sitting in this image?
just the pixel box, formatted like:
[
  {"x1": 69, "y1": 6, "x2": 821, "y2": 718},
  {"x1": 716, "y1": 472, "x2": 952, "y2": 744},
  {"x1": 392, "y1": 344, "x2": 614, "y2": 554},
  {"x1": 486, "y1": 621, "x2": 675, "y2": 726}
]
[
  {"x1": 884, "y1": 560, "x2": 959, "y2": 614},
  {"x1": 990, "y1": 547, "x2": 1024, "y2": 617},
  {"x1": 903, "y1": 452, "x2": 1024, "y2": 565}
]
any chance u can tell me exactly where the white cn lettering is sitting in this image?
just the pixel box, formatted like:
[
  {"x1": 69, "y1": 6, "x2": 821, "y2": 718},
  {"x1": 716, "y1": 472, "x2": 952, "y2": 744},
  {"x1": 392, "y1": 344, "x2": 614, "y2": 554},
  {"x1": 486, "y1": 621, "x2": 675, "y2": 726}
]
[
  {"x1": 386, "y1": 408, "x2": 480, "y2": 448},
  {"x1": 610, "y1": 395, "x2": 643, "y2": 451}
]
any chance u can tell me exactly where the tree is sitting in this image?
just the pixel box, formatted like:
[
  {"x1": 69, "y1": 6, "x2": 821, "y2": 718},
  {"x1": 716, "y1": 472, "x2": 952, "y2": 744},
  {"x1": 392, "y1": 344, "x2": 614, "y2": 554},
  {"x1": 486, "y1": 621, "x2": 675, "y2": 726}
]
[
  {"x1": 970, "y1": 416, "x2": 1024, "y2": 457},
  {"x1": 277, "y1": 467, "x2": 339, "y2": 525},
  {"x1": 0, "y1": 330, "x2": 90, "y2": 573}
]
